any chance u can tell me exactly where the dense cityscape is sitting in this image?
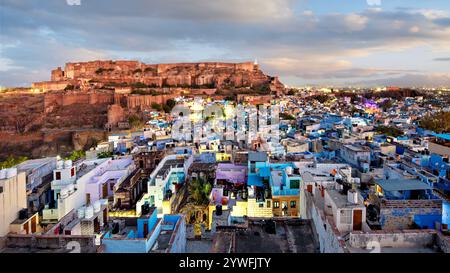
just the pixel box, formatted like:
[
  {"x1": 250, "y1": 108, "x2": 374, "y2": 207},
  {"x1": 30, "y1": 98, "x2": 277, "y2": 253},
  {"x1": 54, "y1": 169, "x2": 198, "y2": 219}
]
[
  {"x1": 0, "y1": 1, "x2": 449, "y2": 269},
  {"x1": 1, "y1": 60, "x2": 449, "y2": 254}
]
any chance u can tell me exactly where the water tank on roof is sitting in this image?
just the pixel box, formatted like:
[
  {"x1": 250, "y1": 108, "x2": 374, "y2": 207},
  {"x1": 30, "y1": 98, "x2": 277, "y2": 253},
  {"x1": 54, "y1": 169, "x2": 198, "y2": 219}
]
[
  {"x1": 215, "y1": 205, "x2": 222, "y2": 216},
  {"x1": 0, "y1": 169, "x2": 6, "y2": 180},
  {"x1": 285, "y1": 166, "x2": 293, "y2": 175},
  {"x1": 68, "y1": 184, "x2": 75, "y2": 194},
  {"x1": 85, "y1": 206, "x2": 94, "y2": 219},
  {"x1": 64, "y1": 160, "x2": 73, "y2": 168},
  {"x1": 57, "y1": 160, "x2": 64, "y2": 169},
  {"x1": 60, "y1": 188, "x2": 69, "y2": 199},
  {"x1": 93, "y1": 201, "x2": 101, "y2": 213},
  {"x1": 6, "y1": 168, "x2": 17, "y2": 178},
  {"x1": 77, "y1": 207, "x2": 85, "y2": 219}
]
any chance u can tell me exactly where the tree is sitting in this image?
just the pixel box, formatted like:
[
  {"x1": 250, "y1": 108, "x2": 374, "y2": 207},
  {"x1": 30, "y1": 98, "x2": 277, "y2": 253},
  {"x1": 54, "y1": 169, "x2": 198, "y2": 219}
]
[
  {"x1": 0, "y1": 156, "x2": 28, "y2": 169},
  {"x1": 151, "y1": 102, "x2": 162, "y2": 111},
  {"x1": 310, "y1": 94, "x2": 330, "y2": 104},
  {"x1": 189, "y1": 177, "x2": 212, "y2": 205},
  {"x1": 162, "y1": 99, "x2": 177, "y2": 113},
  {"x1": 280, "y1": 112, "x2": 296, "y2": 120},
  {"x1": 66, "y1": 150, "x2": 85, "y2": 161},
  {"x1": 287, "y1": 89, "x2": 296, "y2": 96},
  {"x1": 128, "y1": 114, "x2": 145, "y2": 129},
  {"x1": 376, "y1": 126, "x2": 403, "y2": 137},
  {"x1": 97, "y1": 151, "x2": 113, "y2": 159},
  {"x1": 419, "y1": 111, "x2": 450, "y2": 133}
]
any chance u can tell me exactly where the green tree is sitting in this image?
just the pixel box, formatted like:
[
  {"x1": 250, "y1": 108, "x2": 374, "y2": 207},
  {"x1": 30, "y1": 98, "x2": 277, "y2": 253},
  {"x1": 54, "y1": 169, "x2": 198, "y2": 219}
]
[
  {"x1": 287, "y1": 89, "x2": 296, "y2": 96},
  {"x1": 0, "y1": 156, "x2": 28, "y2": 169},
  {"x1": 128, "y1": 114, "x2": 145, "y2": 129},
  {"x1": 161, "y1": 99, "x2": 177, "y2": 113},
  {"x1": 280, "y1": 112, "x2": 296, "y2": 120},
  {"x1": 189, "y1": 177, "x2": 212, "y2": 205},
  {"x1": 419, "y1": 111, "x2": 450, "y2": 133},
  {"x1": 66, "y1": 150, "x2": 85, "y2": 161},
  {"x1": 376, "y1": 126, "x2": 403, "y2": 137},
  {"x1": 97, "y1": 151, "x2": 113, "y2": 159},
  {"x1": 151, "y1": 102, "x2": 162, "y2": 111}
]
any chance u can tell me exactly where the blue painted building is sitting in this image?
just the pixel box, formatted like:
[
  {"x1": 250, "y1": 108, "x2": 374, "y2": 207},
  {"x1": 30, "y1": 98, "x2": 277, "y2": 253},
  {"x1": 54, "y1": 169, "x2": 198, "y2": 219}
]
[
  {"x1": 102, "y1": 210, "x2": 186, "y2": 253},
  {"x1": 375, "y1": 179, "x2": 443, "y2": 230}
]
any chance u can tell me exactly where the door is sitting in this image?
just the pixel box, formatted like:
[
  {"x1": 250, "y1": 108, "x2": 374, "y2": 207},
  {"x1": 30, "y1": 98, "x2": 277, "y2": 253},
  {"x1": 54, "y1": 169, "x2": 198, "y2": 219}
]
[
  {"x1": 94, "y1": 217, "x2": 100, "y2": 233},
  {"x1": 23, "y1": 223, "x2": 29, "y2": 234},
  {"x1": 353, "y1": 209, "x2": 362, "y2": 231},
  {"x1": 31, "y1": 216, "x2": 37, "y2": 233},
  {"x1": 143, "y1": 222, "x2": 148, "y2": 238},
  {"x1": 102, "y1": 183, "x2": 108, "y2": 198},
  {"x1": 307, "y1": 185, "x2": 313, "y2": 193}
]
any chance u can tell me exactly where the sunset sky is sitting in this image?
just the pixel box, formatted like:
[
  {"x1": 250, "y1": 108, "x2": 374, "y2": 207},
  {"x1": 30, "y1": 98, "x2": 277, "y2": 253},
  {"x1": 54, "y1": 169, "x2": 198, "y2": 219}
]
[{"x1": 1, "y1": 0, "x2": 450, "y2": 87}]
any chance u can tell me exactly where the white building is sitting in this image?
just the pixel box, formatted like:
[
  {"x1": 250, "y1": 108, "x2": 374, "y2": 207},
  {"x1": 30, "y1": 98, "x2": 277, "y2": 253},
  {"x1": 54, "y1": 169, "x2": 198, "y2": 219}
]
[{"x1": 0, "y1": 168, "x2": 27, "y2": 237}]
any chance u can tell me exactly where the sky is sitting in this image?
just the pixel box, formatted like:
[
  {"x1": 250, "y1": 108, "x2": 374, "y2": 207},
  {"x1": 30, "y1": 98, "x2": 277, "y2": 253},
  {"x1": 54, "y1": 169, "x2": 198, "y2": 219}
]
[{"x1": 1, "y1": 0, "x2": 450, "y2": 87}]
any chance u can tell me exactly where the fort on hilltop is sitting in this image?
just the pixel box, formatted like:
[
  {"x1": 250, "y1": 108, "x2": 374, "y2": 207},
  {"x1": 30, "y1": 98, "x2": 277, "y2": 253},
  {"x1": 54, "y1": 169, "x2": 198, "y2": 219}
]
[
  {"x1": 32, "y1": 60, "x2": 285, "y2": 95},
  {"x1": 0, "y1": 60, "x2": 285, "y2": 161}
]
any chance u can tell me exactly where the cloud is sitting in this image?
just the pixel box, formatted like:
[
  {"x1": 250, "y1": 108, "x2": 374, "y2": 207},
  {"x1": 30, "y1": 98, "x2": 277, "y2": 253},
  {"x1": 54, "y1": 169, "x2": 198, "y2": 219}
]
[
  {"x1": 1, "y1": 0, "x2": 450, "y2": 86},
  {"x1": 353, "y1": 73, "x2": 450, "y2": 87}
]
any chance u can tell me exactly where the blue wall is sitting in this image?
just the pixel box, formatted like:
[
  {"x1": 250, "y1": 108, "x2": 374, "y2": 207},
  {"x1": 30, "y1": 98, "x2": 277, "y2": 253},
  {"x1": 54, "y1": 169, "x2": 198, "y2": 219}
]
[{"x1": 137, "y1": 209, "x2": 158, "y2": 238}]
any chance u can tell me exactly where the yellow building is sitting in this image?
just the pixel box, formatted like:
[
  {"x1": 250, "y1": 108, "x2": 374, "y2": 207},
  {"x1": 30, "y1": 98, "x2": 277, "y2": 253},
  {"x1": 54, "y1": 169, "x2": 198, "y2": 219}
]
[{"x1": 246, "y1": 198, "x2": 273, "y2": 218}]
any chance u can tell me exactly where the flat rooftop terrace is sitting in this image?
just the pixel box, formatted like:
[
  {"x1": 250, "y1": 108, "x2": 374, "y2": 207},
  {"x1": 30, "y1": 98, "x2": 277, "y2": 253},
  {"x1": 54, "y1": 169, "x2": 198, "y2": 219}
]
[
  {"x1": 212, "y1": 219, "x2": 319, "y2": 253},
  {"x1": 156, "y1": 159, "x2": 185, "y2": 177}
]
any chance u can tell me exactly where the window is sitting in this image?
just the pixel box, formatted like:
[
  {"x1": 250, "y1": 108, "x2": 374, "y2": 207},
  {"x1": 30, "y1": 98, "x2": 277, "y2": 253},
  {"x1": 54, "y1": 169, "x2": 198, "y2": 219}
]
[
  {"x1": 340, "y1": 209, "x2": 352, "y2": 224},
  {"x1": 290, "y1": 201, "x2": 296, "y2": 208},
  {"x1": 290, "y1": 179, "x2": 300, "y2": 189},
  {"x1": 259, "y1": 203, "x2": 264, "y2": 208},
  {"x1": 266, "y1": 200, "x2": 271, "y2": 208},
  {"x1": 274, "y1": 201, "x2": 280, "y2": 208},
  {"x1": 55, "y1": 172, "x2": 61, "y2": 180},
  {"x1": 110, "y1": 183, "x2": 114, "y2": 191}
]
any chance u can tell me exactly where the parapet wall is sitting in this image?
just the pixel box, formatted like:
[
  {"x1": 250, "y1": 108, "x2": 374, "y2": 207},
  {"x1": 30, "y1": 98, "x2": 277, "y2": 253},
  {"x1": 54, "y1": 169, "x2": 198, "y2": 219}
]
[
  {"x1": 126, "y1": 94, "x2": 178, "y2": 109},
  {"x1": 5, "y1": 234, "x2": 98, "y2": 253},
  {"x1": 304, "y1": 192, "x2": 347, "y2": 253},
  {"x1": 348, "y1": 230, "x2": 437, "y2": 249},
  {"x1": 44, "y1": 92, "x2": 114, "y2": 110},
  {"x1": 380, "y1": 199, "x2": 442, "y2": 230}
]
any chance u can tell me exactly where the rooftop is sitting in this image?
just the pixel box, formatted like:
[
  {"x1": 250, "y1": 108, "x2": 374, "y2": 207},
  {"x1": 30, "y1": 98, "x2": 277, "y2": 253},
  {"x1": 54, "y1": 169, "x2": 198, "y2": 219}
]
[
  {"x1": 248, "y1": 152, "x2": 268, "y2": 162},
  {"x1": 212, "y1": 219, "x2": 319, "y2": 253},
  {"x1": 375, "y1": 179, "x2": 432, "y2": 191},
  {"x1": 327, "y1": 189, "x2": 364, "y2": 208},
  {"x1": 156, "y1": 159, "x2": 184, "y2": 177},
  {"x1": 17, "y1": 157, "x2": 56, "y2": 172}
]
